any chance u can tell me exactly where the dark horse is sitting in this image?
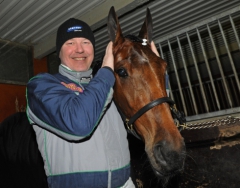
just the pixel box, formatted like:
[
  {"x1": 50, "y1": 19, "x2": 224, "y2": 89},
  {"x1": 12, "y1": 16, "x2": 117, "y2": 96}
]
[{"x1": 0, "y1": 7, "x2": 185, "y2": 188}]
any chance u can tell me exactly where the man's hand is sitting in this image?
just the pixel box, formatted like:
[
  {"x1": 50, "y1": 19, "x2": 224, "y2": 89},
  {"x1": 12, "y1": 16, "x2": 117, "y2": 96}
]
[
  {"x1": 101, "y1": 41, "x2": 158, "y2": 71},
  {"x1": 102, "y1": 42, "x2": 114, "y2": 70},
  {"x1": 150, "y1": 41, "x2": 160, "y2": 57}
]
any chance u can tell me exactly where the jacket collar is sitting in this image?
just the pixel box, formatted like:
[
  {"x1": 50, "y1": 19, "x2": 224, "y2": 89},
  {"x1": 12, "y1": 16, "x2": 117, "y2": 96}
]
[{"x1": 59, "y1": 64, "x2": 92, "y2": 84}]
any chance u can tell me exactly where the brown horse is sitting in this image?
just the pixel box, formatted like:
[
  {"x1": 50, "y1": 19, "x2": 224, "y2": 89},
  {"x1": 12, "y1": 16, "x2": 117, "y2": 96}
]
[{"x1": 108, "y1": 7, "x2": 186, "y2": 179}]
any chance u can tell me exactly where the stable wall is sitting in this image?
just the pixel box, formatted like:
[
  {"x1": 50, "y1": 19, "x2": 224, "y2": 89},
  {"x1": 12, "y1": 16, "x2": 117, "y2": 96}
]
[{"x1": 0, "y1": 57, "x2": 48, "y2": 122}]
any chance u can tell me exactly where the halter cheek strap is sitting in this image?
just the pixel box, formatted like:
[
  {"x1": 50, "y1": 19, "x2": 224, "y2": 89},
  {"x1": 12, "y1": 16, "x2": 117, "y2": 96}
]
[
  {"x1": 126, "y1": 97, "x2": 174, "y2": 126},
  {"x1": 115, "y1": 97, "x2": 186, "y2": 140}
]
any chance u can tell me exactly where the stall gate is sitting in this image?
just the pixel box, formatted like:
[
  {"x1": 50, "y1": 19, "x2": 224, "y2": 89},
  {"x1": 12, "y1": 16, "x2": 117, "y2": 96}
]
[{"x1": 157, "y1": 11, "x2": 240, "y2": 122}]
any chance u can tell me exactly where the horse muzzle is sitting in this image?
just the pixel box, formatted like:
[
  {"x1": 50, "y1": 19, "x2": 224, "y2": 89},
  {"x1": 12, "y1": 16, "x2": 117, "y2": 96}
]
[{"x1": 151, "y1": 140, "x2": 186, "y2": 178}]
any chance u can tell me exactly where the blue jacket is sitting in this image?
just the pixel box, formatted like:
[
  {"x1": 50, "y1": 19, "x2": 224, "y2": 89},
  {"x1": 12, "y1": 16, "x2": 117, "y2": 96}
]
[{"x1": 26, "y1": 65, "x2": 131, "y2": 188}]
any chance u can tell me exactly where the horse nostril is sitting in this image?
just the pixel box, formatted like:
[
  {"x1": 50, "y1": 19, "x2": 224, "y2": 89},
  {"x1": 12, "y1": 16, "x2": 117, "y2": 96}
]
[
  {"x1": 153, "y1": 141, "x2": 168, "y2": 166},
  {"x1": 153, "y1": 141, "x2": 185, "y2": 172}
]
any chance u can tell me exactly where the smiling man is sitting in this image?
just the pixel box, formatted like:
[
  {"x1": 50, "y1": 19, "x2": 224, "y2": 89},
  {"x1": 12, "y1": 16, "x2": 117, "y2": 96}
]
[
  {"x1": 57, "y1": 19, "x2": 95, "y2": 71},
  {"x1": 26, "y1": 18, "x2": 134, "y2": 188},
  {"x1": 59, "y1": 37, "x2": 94, "y2": 71}
]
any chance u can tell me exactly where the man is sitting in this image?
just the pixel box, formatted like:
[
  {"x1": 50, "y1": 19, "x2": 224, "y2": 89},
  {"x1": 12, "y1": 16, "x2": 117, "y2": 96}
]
[{"x1": 27, "y1": 18, "x2": 134, "y2": 188}]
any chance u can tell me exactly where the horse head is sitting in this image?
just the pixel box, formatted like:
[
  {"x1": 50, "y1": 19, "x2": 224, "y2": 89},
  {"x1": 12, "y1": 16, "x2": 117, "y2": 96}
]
[{"x1": 107, "y1": 6, "x2": 186, "y2": 179}]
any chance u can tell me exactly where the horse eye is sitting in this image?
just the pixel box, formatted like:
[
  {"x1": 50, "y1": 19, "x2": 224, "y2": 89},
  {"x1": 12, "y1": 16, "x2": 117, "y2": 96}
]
[{"x1": 116, "y1": 68, "x2": 128, "y2": 77}]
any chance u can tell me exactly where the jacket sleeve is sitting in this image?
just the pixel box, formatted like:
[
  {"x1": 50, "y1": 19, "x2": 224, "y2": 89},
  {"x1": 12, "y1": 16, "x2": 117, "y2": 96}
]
[{"x1": 26, "y1": 67, "x2": 115, "y2": 141}]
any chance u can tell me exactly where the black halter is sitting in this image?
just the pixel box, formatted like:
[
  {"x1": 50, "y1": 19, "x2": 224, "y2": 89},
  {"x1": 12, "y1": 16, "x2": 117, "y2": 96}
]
[{"x1": 115, "y1": 97, "x2": 186, "y2": 140}]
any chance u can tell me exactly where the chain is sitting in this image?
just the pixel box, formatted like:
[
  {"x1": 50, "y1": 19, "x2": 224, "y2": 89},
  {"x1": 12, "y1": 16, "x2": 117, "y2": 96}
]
[{"x1": 183, "y1": 116, "x2": 240, "y2": 130}]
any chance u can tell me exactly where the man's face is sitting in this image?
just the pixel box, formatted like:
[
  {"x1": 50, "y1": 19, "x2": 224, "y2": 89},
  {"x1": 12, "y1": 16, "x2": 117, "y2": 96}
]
[{"x1": 59, "y1": 37, "x2": 94, "y2": 71}]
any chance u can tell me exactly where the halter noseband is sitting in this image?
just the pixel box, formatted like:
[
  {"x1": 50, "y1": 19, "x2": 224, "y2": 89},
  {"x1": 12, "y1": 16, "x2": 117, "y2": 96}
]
[{"x1": 115, "y1": 97, "x2": 186, "y2": 140}]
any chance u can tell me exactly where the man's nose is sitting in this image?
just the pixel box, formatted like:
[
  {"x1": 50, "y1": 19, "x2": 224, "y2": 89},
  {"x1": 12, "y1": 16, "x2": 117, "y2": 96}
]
[{"x1": 75, "y1": 43, "x2": 84, "y2": 53}]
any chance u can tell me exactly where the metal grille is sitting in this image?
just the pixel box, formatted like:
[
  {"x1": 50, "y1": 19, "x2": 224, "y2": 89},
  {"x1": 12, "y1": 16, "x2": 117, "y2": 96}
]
[
  {"x1": 158, "y1": 12, "x2": 240, "y2": 121},
  {"x1": 0, "y1": 38, "x2": 33, "y2": 85}
]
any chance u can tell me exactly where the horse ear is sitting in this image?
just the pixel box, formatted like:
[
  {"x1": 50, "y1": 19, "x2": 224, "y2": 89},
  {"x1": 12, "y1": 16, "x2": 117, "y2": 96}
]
[
  {"x1": 138, "y1": 8, "x2": 153, "y2": 43},
  {"x1": 107, "y1": 6, "x2": 124, "y2": 43}
]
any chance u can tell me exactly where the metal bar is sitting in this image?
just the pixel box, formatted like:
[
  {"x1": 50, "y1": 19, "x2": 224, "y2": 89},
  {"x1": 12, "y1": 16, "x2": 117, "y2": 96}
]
[
  {"x1": 218, "y1": 19, "x2": 240, "y2": 93},
  {"x1": 230, "y1": 75, "x2": 240, "y2": 106},
  {"x1": 158, "y1": 43, "x2": 164, "y2": 59},
  {"x1": 167, "y1": 40, "x2": 188, "y2": 115},
  {"x1": 194, "y1": 85, "x2": 204, "y2": 112},
  {"x1": 229, "y1": 77, "x2": 238, "y2": 105},
  {"x1": 206, "y1": 82, "x2": 216, "y2": 111},
  {"x1": 177, "y1": 36, "x2": 198, "y2": 114},
  {"x1": 185, "y1": 87, "x2": 194, "y2": 115},
  {"x1": 186, "y1": 32, "x2": 209, "y2": 112},
  {"x1": 175, "y1": 90, "x2": 181, "y2": 110},
  {"x1": 229, "y1": 15, "x2": 240, "y2": 51},
  {"x1": 206, "y1": 24, "x2": 230, "y2": 108},
  {"x1": 155, "y1": 6, "x2": 240, "y2": 44},
  {"x1": 158, "y1": 43, "x2": 173, "y2": 99},
  {"x1": 182, "y1": 89, "x2": 188, "y2": 113},
  {"x1": 196, "y1": 28, "x2": 223, "y2": 111},
  {"x1": 186, "y1": 87, "x2": 195, "y2": 114},
  {"x1": 186, "y1": 107, "x2": 240, "y2": 122},
  {"x1": 216, "y1": 81, "x2": 227, "y2": 109}
]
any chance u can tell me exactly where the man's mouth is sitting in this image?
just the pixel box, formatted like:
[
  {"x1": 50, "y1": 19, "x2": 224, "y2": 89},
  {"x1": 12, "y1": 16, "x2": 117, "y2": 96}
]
[{"x1": 73, "y1": 57, "x2": 86, "y2": 61}]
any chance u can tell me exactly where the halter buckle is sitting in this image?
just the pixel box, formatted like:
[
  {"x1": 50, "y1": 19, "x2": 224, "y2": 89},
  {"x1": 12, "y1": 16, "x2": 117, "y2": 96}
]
[
  {"x1": 125, "y1": 119, "x2": 134, "y2": 131},
  {"x1": 170, "y1": 104, "x2": 187, "y2": 131}
]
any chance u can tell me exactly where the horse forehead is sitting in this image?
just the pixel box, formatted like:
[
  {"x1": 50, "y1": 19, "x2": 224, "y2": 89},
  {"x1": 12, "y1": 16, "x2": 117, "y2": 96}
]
[
  {"x1": 116, "y1": 41, "x2": 149, "y2": 63},
  {"x1": 114, "y1": 40, "x2": 165, "y2": 73}
]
